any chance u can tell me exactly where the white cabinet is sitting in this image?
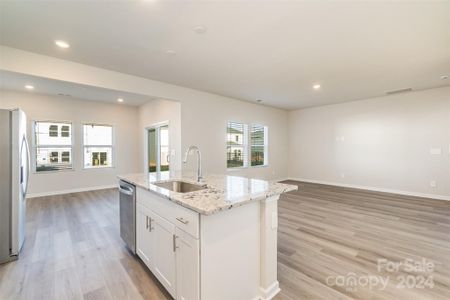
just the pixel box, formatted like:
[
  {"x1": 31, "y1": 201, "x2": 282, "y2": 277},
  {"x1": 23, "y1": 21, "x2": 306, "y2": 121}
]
[
  {"x1": 153, "y1": 213, "x2": 177, "y2": 298},
  {"x1": 136, "y1": 203, "x2": 154, "y2": 269},
  {"x1": 176, "y1": 228, "x2": 200, "y2": 300},
  {"x1": 135, "y1": 186, "x2": 279, "y2": 300},
  {"x1": 136, "y1": 188, "x2": 199, "y2": 300}
]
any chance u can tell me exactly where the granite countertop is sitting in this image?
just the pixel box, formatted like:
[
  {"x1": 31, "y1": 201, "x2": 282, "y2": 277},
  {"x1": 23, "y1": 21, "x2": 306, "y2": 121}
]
[{"x1": 117, "y1": 173, "x2": 298, "y2": 215}]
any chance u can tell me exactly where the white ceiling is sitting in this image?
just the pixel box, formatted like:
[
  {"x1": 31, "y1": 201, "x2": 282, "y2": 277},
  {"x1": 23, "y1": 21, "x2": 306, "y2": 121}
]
[
  {"x1": 0, "y1": 1, "x2": 449, "y2": 110},
  {"x1": 0, "y1": 70, "x2": 153, "y2": 106}
]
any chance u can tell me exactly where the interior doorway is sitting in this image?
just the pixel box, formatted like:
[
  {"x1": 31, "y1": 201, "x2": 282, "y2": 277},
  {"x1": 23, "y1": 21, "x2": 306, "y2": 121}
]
[{"x1": 146, "y1": 123, "x2": 169, "y2": 174}]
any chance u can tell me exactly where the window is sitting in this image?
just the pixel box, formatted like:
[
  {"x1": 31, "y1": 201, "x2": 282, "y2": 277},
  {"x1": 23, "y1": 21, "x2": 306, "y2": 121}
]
[
  {"x1": 34, "y1": 121, "x2": 73, "y2": 172},
  {"x1": 250, "y1": 124, "x2": 268, "y2": 166},
  {"x1": 61, "y1": 125, "x2": 70, "y2": 137},
  {"x1": 226, "y1": 122, "x2": 268, "y2": 169},
  {"x1": 227, "y1": 122, "x2": 248, "y2": 168},
  {"x1": 49, "y1": 125, "x2": 58, "y2": 137},
  {"x1": 83, "y1": 124, "x2": 113, "y2": 168},
  {"x1": 61, "y1": 151, "x2": 70, "y2": 163}
]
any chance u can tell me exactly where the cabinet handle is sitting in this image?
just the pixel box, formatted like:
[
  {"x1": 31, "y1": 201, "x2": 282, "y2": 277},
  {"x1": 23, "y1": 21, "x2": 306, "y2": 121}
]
[
  {"x1": 173, "y1": 234, "x2": 178, "y2": 252},
  {"x1": 176, "y1": 217, "x2": 189, "y2": 225},
  {"x1": 146, "y1": 216, "x2": 149, "y2": 230},
  {"x1": 149, "y1": 217, "x2": 154, "y2": 232}
]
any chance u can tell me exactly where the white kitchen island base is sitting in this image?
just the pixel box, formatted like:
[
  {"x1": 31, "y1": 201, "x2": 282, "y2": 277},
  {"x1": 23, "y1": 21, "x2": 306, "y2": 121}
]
[
  {"x1": 120, "y1": 174, "x2": 297, "y2": 300},
  {"x1": 200, "y1": 195, "x2": 280, "y2": 300}
]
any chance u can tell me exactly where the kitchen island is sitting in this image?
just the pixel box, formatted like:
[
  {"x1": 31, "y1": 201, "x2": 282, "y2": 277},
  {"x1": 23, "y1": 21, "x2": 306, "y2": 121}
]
[{"x1": 118, "y1": 173, "x2": 297, "y2": 300}]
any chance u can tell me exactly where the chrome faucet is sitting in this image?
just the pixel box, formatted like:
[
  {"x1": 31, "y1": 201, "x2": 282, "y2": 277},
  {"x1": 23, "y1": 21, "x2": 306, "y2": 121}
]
[{"x1": 183, "y1": 145, "x2": 203, "y2": 182}]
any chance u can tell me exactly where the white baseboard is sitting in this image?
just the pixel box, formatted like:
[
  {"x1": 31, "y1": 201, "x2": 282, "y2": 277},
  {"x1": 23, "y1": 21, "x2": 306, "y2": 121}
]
[
  {"x1": 259, "y1": 281, "x2": 281, "y2": 300},
  {"x1": 273, "y1": 177, "x2": 289, "y2": 182},
  {"x1": 287, "y1": 177, "x2": 450, "y2": 202},
  {"x1": 27, "y1": 184, "x2": 118, "y2": 198}
]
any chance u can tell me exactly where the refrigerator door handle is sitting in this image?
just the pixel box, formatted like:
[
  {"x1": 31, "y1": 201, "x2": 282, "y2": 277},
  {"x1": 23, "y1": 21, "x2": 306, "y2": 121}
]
[{"x1": 20, "y1": 136, "x2": 31, "y2": 197}]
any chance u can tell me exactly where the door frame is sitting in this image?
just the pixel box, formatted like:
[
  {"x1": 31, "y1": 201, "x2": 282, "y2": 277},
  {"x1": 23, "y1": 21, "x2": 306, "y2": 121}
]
[{"x1": 144, "y1": 121, "x2": 170, "y2": 174}]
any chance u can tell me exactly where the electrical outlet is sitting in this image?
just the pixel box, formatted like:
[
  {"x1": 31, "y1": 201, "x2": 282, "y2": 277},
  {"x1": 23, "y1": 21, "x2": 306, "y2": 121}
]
[
  {"x1": 340, "y1": 172, "x2": 345, "y2": 178},
  {"x1": 430, "y1": 181, "x2": 437, "y2": 188}
]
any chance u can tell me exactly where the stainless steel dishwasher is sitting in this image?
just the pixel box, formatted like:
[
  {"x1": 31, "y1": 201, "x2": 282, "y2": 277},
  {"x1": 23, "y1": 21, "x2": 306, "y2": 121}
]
[{"x1": 119, "y1": 180, "x2": 136, "y2": 254}]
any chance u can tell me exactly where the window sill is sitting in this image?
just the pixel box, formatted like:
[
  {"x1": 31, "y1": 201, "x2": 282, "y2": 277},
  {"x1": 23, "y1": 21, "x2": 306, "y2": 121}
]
[
  {"x1": 250, "y1": 164, "x2": 269, "y2": 168},
  {"x1": 227, "y1": 166, "x2": 248, "y2": 171},
  {"x1": 34, "y1": 168, "x2": 75, "y2": 174},
  {"x1": 227, "y1": 164, "x2": 268, "y2": 171},
  {"x1": 83, "y1": 166, "x2": 115, "y2": 170}
]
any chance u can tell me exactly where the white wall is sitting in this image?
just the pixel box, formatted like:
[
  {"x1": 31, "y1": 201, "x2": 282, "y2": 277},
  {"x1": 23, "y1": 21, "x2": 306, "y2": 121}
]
[
  {"x1": 138, "y1": 97, "x2": 288, "y2": 180},
  {"x1": 2, "y1": 47, "x2": 448, "y2": 199},
  {"x1": 288, "y1": 86, "x2": 450, "y2": 199},
  {"x1": 1, "y1": 47, "x2": 289, "y2": 180},
  {"x1": 0, "y1": 90, "x2": 140, "y2": 196},
  {"x1": 180, "y1": 95, "x2": 288, "y2": 180}
]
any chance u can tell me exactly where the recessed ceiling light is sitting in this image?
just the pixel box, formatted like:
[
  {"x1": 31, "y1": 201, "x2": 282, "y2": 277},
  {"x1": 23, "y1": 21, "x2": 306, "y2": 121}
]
[
  {"x1": 117, "y1": 98, "x2": 124, "y2": 103},
  {"x1": 256, "y1": 99, "x2": 263, "y2": 103},
  {"x1": 313, "y1": 84, "x2": 321, "y2": 90},
  {"x1": 441, "y1": 75, "x2": 448, "y2": 80},
  {"x1": 165, "y1": 49, "x2": 176, "y2": 56},
  {"x1": 24, "y1": 85, "x2": 34, "y2": 90},
  {"x1": 193, "y1": 25, "x2": 207, "y2": 34},
  {"x1": 55, "y1": 40, "x2": 70, "y2": 48}
]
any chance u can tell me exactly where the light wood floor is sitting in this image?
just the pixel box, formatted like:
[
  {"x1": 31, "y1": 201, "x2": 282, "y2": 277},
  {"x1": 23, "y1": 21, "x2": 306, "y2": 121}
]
[
  {"x1": 1, "y1": 182, "x2": 449, "y2": 300},
  {"x1": 0, "y1": 189, "x2": 171, "y2": 300},
  {"x1": 275, "y1": 181, "x2": 450, "y2": 300}
]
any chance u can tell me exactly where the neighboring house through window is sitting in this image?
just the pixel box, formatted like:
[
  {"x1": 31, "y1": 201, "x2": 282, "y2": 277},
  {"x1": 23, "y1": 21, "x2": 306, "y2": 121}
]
[
  {"x1": 83, "y1": 124, "x2": 113, "y2": 168},
  {"x1": 226, "y1": 121, "x2": 268, "y2": 169},
  {"x1": 34, "y1": 121, "x2": 73, "y2": 172},
  {"x1": 227, "y1": 122, "x2": 248, "y2": 168}
]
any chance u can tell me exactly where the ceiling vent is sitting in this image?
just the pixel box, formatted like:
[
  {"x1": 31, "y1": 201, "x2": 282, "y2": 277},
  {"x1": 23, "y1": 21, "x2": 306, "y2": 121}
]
[{"x1": 385, "y1": 88, "x2": 412, "y2": 95}]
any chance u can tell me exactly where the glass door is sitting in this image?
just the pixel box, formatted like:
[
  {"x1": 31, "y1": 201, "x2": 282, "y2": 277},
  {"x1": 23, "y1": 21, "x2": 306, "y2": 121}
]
[{"x1": 147, "y1": 125, "x2": 169, "y2": 174}]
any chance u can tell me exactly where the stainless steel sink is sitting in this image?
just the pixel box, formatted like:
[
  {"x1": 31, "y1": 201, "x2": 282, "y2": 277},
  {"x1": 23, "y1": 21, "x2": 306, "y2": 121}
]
[{"x1": 153, "y1": 180, "x2": 207, "y2": 193}]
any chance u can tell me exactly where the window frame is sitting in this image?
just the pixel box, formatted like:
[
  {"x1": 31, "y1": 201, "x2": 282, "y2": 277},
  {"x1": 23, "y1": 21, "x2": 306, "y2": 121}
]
[
  {"x1": 250, "y1": 123, "x2": 269, "y2": 168},
  {"x1": 145, "y1": 120, "x2": 170, "y2": 175},
  {"x1": 226, "y1": 121, "x2": 249, "y2": 170},
  {"x1": 32, "y1": 120, "x2": 75, "y2": 173},
  {"x1": 82, "y1": 123, "x2": 115, "y2": 169}
]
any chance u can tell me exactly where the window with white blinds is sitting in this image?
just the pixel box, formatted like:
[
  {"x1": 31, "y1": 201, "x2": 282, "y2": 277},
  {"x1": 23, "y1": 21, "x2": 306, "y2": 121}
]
[
  {"x1": 227, "y1": 122, "x2": 248, "y2": 168},
  {"x1": 250, "y1": 124, "x2": 268, "y2": 166},
  {"x1": 226, "y1": 122, "x2": 268, "y2": 169}
]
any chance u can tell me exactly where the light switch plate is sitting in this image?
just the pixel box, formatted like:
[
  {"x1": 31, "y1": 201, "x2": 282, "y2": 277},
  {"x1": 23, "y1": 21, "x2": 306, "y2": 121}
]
[
  {"x1": 430, "y1": 181, "x2": 437, "y2": 188},
  {"x1": 430, "y1": 148, "x2": 442, "y2": 155}
]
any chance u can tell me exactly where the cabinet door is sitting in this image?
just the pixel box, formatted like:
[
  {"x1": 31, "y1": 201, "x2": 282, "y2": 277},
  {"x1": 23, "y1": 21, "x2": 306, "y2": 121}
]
[
  {"x1": 136, "y1": 204, "x2": 153, "y2": 269},
  {"x1": 176, "y1": 228, "x2": 200, "y2": 300},
  {"x1": 153, "y1": 214, "x2": 177, "y2": 298}
]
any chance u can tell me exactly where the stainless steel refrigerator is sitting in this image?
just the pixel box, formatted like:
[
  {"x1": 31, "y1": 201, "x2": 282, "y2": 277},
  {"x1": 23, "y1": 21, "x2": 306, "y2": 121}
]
[{"x1": 0, "y1": 109, "x2": 30, "y2": 264}]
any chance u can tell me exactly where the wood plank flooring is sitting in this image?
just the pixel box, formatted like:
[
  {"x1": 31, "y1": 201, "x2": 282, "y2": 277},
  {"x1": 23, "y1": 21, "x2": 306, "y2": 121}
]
[
  {"x1": 275, "y1": 181, "x2": 450, "y2": 300},
  {"x1": 0, "y1": 189, "x2": 171, "y2": 300},
  {"x1": 1, "y1": 181, "x2": 449, "y2": 300}
]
